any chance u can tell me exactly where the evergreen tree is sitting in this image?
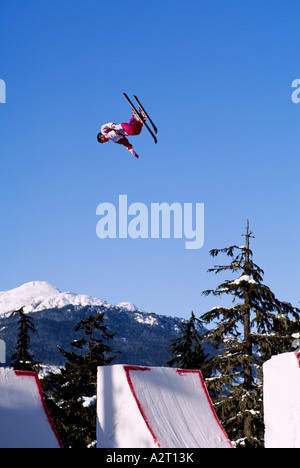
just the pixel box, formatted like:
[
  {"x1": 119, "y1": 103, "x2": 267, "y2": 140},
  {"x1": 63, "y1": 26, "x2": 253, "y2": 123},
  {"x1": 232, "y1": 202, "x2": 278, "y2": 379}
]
[
  {"x1": 9, "y1": 307, "x2": 41, "y2": 372},
  {"x1": 200, "y1": 220, "x2": 300, "y2": 447},
  {"x1": 167, "y1": 312, "x2": 209, "y2": 376},
  {"x1": 42, "y1": 310, "x2": 117, "y2": 448}
]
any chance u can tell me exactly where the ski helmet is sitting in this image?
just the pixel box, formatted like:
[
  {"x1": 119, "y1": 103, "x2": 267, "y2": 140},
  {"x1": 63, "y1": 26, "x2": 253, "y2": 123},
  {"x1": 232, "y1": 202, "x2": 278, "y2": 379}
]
[{"x1": 97, "y1": 132, "x2": 104, "y2": 143}]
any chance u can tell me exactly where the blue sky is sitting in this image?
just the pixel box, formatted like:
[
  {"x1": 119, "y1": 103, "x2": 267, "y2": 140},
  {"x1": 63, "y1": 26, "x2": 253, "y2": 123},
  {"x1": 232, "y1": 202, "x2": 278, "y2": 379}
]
[{"x1": 0, "y1": 0, "x2": 299, "y2": 319}]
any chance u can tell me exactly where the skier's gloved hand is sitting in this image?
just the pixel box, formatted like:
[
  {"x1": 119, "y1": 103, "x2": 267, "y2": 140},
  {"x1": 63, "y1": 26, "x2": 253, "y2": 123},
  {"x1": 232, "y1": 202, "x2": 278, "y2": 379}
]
[{"x1": 128, "y1": 148, "x2": 139, "y2": 159}]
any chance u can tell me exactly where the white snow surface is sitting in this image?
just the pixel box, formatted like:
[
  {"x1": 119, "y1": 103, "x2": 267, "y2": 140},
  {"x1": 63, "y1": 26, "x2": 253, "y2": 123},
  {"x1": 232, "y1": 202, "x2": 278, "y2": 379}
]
[
  {"x1": 117, "y1": 302, "x2": 138, "y2": 312},
  {"x1": 0, "y1": 368, "x2": 61, "y2": 448},
  {"x1": 97, "y1": 364, "x2": 233, "y2": 448},
  {"x1": 0, "y1": 281, "x2": 110, "y2": 317},
  {"x1": 263, "y1": 351, "x2": 300, "y2": 448},
  {"x1": 230, "y1": 275, "x2": 257, "y2": 285}
]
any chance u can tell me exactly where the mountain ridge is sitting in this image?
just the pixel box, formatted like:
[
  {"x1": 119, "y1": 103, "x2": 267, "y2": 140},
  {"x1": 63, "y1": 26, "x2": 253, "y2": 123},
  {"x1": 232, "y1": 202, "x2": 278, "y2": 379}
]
[
  {"x1": 0, "y1": 281, "x2": 142, "y2": 317},
  {"x1": 0, "y1": 281, "x2": 192, "y2": 368}
]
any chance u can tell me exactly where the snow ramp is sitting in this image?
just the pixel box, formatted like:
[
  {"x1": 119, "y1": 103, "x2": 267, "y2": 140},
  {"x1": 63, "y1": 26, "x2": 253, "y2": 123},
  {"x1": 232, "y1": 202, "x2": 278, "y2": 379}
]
[
  {"x1": 0, "y1": 369, "x2": 62, "y2": 448},
  {"x1": 263, "y1": 351, "x2": 300, "y2": 448},
  {"x1": 97, "y1": 365, "x2": 233, "y2": 448}
]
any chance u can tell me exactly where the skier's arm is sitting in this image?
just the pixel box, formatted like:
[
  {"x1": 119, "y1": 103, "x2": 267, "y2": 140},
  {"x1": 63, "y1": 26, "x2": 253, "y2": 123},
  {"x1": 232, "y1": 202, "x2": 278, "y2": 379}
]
[{"x1": 100, "y1": 122, "x2": 122, "y2": 134}]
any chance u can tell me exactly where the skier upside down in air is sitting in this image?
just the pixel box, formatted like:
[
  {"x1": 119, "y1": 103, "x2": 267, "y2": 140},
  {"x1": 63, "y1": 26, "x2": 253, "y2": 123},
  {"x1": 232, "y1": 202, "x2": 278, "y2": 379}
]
[{"x1": 97, "y1": 110, "x2": 145, "y2": 159}]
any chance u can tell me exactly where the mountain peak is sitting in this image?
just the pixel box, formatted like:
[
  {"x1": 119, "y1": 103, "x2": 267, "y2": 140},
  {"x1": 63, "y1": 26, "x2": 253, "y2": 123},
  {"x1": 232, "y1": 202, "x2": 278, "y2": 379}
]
[
  {"x1": 0, "y1": 281, "x2": 112, "y2": 317},
  {"x1": 17, "y1": 281, "x2": 60, "y2": 295},
  {"x1": 0, "y1": 281, "x2": 61, "y2": 316}
]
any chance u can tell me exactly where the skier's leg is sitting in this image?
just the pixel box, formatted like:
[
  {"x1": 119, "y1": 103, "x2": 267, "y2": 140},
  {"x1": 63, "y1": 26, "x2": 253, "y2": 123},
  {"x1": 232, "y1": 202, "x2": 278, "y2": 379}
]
[{"x1": 121, "y1": 115, "x2": 143, "y2": 136}]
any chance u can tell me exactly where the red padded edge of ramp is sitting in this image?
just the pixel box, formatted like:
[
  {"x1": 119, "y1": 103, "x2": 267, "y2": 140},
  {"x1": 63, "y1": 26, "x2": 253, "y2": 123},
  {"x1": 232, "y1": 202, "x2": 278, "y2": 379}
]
[
  {"x1": 14, "y1": 371, "x2": 63, "y2": 448},
  {"x1": 295, "y1": 351, "x2": 300, "y2": 368},
  {"x1": 124, "y1": 365, "x2": 160, "y2": 447},
  {"x1": 124, "y1": 365, "x2": 233, "y2": 448}
]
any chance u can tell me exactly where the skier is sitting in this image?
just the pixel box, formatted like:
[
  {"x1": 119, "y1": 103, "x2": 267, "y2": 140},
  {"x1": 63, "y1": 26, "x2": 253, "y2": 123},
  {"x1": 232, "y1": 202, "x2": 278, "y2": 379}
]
[{"x1": 97, "y1": 111, "x2": 145, "y2": 159}]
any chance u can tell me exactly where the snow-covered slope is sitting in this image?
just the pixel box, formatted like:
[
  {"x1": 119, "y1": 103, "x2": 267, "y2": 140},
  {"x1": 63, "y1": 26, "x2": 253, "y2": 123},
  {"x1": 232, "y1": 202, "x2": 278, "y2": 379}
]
[
  {"x1": 97, "y1": 365, "x2": 233, "y2": 448},
  {"x1": 0, "y1": 281, "x2": 60, "y2": 316},
  {"x1": 117, "y1": 302, "x2": 138, "y2": 312},
  {"x1": 0, "y1": 368, "x2": 62, "y2": 448},
  {"x1": 0, "y1": 281, "x2": 108, "y2": 317}
]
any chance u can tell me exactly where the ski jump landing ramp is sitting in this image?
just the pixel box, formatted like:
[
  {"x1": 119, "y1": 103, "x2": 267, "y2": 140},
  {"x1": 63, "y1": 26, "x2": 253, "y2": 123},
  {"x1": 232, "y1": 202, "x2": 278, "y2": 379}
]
[
  {"x1": 0, "y1": 369, "x2": 62, "y2": 448},
  {"x1": 263, "y1": 351, "x2": 300, "y2": 448},
  {"x1": 97, "y1": 365, "x2": 233, "y2": 448}
]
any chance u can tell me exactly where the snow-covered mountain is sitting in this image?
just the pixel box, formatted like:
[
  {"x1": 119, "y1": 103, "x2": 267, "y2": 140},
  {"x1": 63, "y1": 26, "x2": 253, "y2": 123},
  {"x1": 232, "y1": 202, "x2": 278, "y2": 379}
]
[
  {"x1": 0, "y1": 281, "x2": 188, "y2": 367},
  {"x1": 0, "y1": 281, "x2": 138, "y2": 317},
  {"x1": 0, "y1": 281, "x2": 60, "y2": 316}
]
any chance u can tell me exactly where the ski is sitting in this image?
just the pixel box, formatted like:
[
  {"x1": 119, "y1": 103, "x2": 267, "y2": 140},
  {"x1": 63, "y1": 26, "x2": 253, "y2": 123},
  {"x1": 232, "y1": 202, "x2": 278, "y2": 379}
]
[
  {"x1": 123, "y1": 93, "x2": 157, "y2": 144},
  {"x1": 133, "y1": 95, "x2": 158, "y2": 134}
]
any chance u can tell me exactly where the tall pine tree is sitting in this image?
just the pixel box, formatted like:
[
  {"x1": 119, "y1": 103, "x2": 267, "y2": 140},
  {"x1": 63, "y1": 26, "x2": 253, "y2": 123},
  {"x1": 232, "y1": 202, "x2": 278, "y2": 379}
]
[
  {"x1": 42, "y1": 309, "x2": 116, "y2": 448},
  {"x1": 200, "y1": 220, "x2": 300, "y2": 447},
  {"x1": 9, "y1": 307, "x2": 41, "y2": 372}
]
